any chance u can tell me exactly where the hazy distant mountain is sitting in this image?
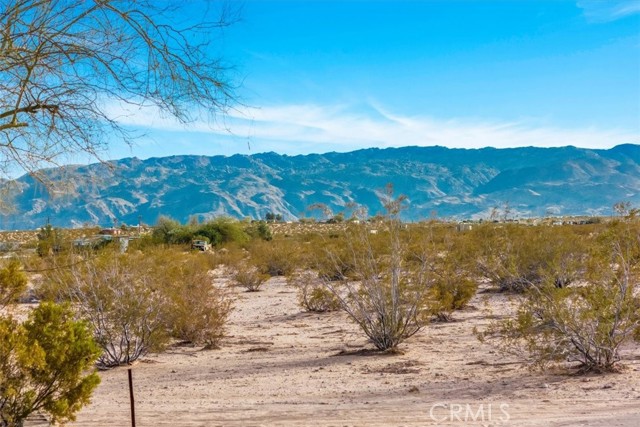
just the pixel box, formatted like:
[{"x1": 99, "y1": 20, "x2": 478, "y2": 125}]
[{"x1": 1, "y1": 144, "x2": 639, "y2": 229}]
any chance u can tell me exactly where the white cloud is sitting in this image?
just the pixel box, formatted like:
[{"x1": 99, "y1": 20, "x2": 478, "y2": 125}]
[
  {"x1": 577, "y1": 0, "x2": 640, "y2": 23},
  {"x1": 226, "y1": 103, "x2": 637, "y2": 151},
  {"x1": 104, "y1": 100, "x2": 638, "y2": 154}
]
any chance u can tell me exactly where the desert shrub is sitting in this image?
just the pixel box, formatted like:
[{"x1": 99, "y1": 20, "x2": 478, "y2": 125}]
[
  {"x1": 306, "y1": 237, "x2": 354, "y2": 281},
  {"x1": 210, "y1": 244, "x2": 249, "y2": 269},
  {"x1": 232, "y1": 263, "x2": 269, "y2": 292},
  {"x1": 55, "y1": 250, "x2": 169, "y2": 369},
  {"x1": 470, "y1": 224, "x2": 539, "y2": 291},
  {"x1": 124, "y1": 233, "x2": 154, "y2": 251},
  {"x1": 30, "y1": 252, "x2": 86, "y2": 303},
  {"x1": 151, "y1": 216, "x2": 251, "y2": 247},
  {"x1": 479, "y1": 221, "x2": 640, "y2": 372},
  {"x1": 196, "y1": 217, "x2": 250, "y2": 246},
  {"x1": 406, "y1": 223, "x2": 477, "y2": 321},
  {"x1": 168, "y1": 226, "x2": 197, "y2": 245},
  {"x1": 428, "y1": 248, "x2": 477, "y2": 321},
  {"x1": 0, "y1": 302, "x2": 101, "y2": 425},
  {"x1": 245, "y1": 221, "x2": 273, "y2": 241},
  {"x1": 470, "y1": 223, "x2": 587, "y2": 292},
  {"x1": 288, "y1": 271, "x2": 341, "y2": 312},
  {"x1": 248, "y1": 239, "x2": 297, "y2": 276},
  {"x1": 428, "y1": 274, "x2": 476, "y2": 322},
  {"x1": 151, "y1": 215, "x2": 182, "y2": 243},
  {"x1": 35, "y1": 223, "x2": 67, "y2": 257},
  {"x1": 0, "y1": 259, "x2": 27, "y2": 308},
  {"x1": 323, "y1": 186, "x2": 432, "y2": 351},
  {"x1": 44, "y1": 247, "x2": 234, "y2": 366},
  {"x1": 160, "y1": 254, "x2": 232, "y2": 348}
]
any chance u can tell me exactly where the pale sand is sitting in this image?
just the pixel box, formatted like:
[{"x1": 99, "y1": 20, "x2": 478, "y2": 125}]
[{"x1": 69, "y1": 277, "x2": 640, "y2": 426}]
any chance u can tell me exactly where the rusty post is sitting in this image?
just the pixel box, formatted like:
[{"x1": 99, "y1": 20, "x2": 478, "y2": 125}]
[{"x1": 128, "y1": 368, "x2": 136, "y2": 427}]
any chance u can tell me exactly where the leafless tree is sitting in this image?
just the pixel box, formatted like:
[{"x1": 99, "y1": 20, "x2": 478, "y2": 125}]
[{"x1": 0, "y1": 0, "x2": 238, "y2": 180}]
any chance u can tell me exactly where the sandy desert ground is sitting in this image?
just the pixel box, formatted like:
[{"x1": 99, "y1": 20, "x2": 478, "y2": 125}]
[{"x1": 37, "y1": 274, "x2": 640, "y2": 426}]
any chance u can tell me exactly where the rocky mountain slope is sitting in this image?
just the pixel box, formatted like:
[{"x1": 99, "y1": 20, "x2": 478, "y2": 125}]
[{"x1": 1, "y1": 144, "x2": 639, "y2": 229}]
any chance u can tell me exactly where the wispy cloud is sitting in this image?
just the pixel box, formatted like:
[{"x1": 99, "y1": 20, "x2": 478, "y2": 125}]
[
  {"x1": 105, "y1": 100, "x2": 638, "y2": 155},
  {"x1": 577, "y1": 0, "x2": 640, "y2": 23},
  {"x1": 227, "y1": 103, "x2": 638, "y2": 152}
]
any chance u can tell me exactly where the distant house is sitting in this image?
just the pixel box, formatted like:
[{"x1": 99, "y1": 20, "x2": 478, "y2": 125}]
[{"x1": 98, "y1": 228, "x2": 121, "y2": 236}]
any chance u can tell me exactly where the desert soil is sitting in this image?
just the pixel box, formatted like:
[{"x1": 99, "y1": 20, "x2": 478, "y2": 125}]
[{"x1": 63, "y1": 276, "x2": 640, "y2": 426}]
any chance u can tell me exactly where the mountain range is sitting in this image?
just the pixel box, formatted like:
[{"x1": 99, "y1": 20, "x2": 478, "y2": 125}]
[{"x1": 1, "y1": 144, "x2": 639, "y2": 230}]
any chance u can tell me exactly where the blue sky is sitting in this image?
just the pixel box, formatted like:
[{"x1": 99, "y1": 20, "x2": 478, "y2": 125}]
[{"x1": 106, "y1": 0, "x2": 640, "y2": 160}]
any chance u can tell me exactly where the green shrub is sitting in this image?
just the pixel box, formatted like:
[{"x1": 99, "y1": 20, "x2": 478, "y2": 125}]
[
  {"x1": 58, "y1": 250, "x2": 169, "y2": 369},
  {"x1": 248, "y1": 239, "x2": 297, "y2": 277},
  {"x1": 288, "y1": 271, "x2": 341, "y2": 312},
  {"x1": 36, "y1": 223, "x2": 66, "y2": 257},
  {"x1": 209, "y1": 244, "x2": 248, "y2": 269},
  {"x1": 307, "y1": 237, "x2": 354, "y2": 281},
  {"x1": 406, "y1": 224, "x2": 477, "y2": 321},
  {"x1": 196, "y1": 217, "x2": 249, "y2": 246},
  {"x1": 233, "y1": 263, "x2": 269, "y2": 292},
  {"x1": 151, "y1": 215, "x2": 181, "y2": 243},
  {"x1": 0, "y1": 259, "x2": 27, "y2": 308},
  {"x1": 322, "y1": 186, "x2": 432, "y2": 351},
  {"x1": 168, "y1": 226, "x2": 196, "y2": 245},
  {"x1": 469, "y1": 223, "x2": 587, "y2": 292},
  {"x1": 478, "y1": 221, "x2": 640, "y2": 373},
  {"x1": 160, "y1": 254, "x2": 232, "y2": 348},
  {"x1": 245, "y1": 221, "x2": 273, "y2": 241},
  {"x1": 0, "y1": 303, "x2": 101, "y2": 425},
  {"x1": 44, "y1": 247, "x2": 234, "y2": 367}
]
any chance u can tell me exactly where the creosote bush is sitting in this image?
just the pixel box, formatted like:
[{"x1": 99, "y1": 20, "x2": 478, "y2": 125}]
[
  {"x1": 322, "y1": 186, "x2": 433, "y2": 351},
  {"x1": 245, "y1": 221, "x2": 273, "y2": 241},
  {"x1": 406, "y1": 224, "x2": 477, "y2": 321},
  {"x1": 248, "y1": 239, "x2": 297, "y2": 277},
  {"x1": 160, "y1": 254, "x2": 232, "y2": 349},
  {"x1": 478, "y1": 220, "x2": 640, "y2": 372},
  {"x1": 36, "y1": 224, "x2": 63, "y2": 257},
  {"x1": 306, "y1": 237, "x2": 354, "y2": 281},
  {"x1": 210, "y1": 244, "x2": 249, "y2": 270},
  {"x1": 470, "y1": 223, "x2": 587, "y2": 292},
  {"x1": 288, "y1": 271, "x2": 341, "y2": 312},
  {"x1": 55, "y1": 250, "x2": 169, "y2": 369},
  {"x1": 44, "y1": 247, "x2": 232, "y2": 368},
  {"x1": 232, "y1": 263, "x2": 269, "y2": 292}
]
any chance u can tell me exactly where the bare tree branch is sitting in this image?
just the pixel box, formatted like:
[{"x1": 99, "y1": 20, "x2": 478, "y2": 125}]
[{"x1": 0, "y1": 0, "x2": 238, "y2": 181}]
